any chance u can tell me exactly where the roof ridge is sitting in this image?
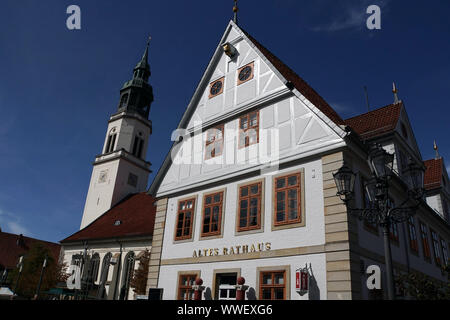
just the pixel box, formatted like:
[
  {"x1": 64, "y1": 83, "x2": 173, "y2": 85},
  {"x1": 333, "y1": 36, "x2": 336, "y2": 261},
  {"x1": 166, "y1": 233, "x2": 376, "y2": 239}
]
[
  {"x1": 345, "y1": 102, "x2": 403, "y2": 121},
  {"x1": 0, "y1": 231, "x2": 60, "y2": 246}
]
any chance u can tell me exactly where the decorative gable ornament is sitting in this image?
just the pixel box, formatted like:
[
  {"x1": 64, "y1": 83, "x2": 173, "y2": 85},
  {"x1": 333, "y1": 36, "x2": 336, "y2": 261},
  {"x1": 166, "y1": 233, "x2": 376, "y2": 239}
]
[{"x1": 222, "y1": 42, "x2": 237, "y2": 59}]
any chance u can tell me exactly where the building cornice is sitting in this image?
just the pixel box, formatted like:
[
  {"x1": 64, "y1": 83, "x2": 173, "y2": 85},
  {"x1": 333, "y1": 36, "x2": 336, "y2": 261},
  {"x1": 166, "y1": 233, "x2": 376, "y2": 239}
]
[
  {"x1": 61, "y1": 234, "x2": 153, "y2": 246},
  {"x1": 109, "y1": 111, "x2": 152, "y2": 130},
  {"x1": 155, "y1": 140, "x2": 347, "y2": 199},
  {"x1": 94, "y1": 149, "x2": 152, "y2": 173}
]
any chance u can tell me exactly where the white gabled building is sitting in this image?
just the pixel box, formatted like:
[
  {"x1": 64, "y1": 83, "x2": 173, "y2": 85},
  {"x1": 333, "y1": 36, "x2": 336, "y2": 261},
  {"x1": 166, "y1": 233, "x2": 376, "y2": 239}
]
[{"x1": 146, "y1": 21, "x2": 450, "y2": 300}]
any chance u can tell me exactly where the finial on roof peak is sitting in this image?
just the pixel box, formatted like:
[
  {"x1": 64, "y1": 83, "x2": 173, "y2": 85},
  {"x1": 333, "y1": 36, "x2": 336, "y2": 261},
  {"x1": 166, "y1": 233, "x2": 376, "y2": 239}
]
[
  {"x1": 233, "y1": 0, "x2": 239, "y2": 24},
  {"x1": 392, "y1": 82, "x2": 400, "y2": 104},
  {"x1": 434, "y1": 140, "x2": 441, "y2": 160}
]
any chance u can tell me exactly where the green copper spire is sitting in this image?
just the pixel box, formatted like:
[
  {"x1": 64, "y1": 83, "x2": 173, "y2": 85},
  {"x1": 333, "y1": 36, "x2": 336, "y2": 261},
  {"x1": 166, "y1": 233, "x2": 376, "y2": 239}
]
[
  {"x1": 134, "y1": 36, "x2": 151, "y2": 78},
  {"x1": 117, "y1": 37, "x2": 154, "y2": 119}
]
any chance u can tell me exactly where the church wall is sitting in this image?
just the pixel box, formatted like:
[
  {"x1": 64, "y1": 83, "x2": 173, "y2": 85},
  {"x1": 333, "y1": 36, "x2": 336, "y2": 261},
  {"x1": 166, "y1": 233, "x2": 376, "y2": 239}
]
[
  {"x1": 62, "y1": 239, "x2": 151, "y2": 300},
  {"x1": 80, "y1": 161, "x2": 120, "y2": 229},
  {"x1": 111, "y1": 160, "x2": 150, "y2": 207}
]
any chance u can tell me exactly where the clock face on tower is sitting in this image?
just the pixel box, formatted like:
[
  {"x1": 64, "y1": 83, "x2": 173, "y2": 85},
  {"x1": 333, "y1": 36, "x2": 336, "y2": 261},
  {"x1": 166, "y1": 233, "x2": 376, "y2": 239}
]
[{"x1": 98, "y1": 170, "x2": 108, "y2": 183}]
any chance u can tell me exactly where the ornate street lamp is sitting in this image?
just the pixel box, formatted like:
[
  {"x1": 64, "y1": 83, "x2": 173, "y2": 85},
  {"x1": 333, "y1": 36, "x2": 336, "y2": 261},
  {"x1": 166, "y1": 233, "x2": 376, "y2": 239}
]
[
  {"x1": 333, "y1": 144, "x2": 424, "y2": 300},
  {"x1": 333, "y1": 164, "x2": 356, "y2": 203},
  {"x1": 403, "y1": 157, "x2": 425, "y2": 199},
  {"x1": 368, "y1": 144, "x2": 394, "y2": 180}
]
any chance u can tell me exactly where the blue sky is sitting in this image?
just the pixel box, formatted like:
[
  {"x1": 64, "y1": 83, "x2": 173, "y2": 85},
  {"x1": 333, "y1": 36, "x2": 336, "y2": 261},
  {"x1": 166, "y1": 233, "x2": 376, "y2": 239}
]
[{"x1": 0, "y1": 0, "x2": 449, "y2": 243}]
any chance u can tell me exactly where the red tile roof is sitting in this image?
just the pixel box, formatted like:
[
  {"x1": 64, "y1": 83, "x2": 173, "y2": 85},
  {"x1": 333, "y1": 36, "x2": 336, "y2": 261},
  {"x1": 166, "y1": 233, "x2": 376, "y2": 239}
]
[
  {"x1": 344, "y1": 103, "x2": 402, "y2": 140},
  {"x1": 424, "y1": 158, "x2": 444, "y2": 190},
  {"x1": 241, "y1": 29, "x2": 345, "y2": 126},
  {"x1": 0, "y1": 232, "x2": 61, "y2": 269},
  {"x1": 61, "y1": 193, "x2": 156, "y2": 243}
]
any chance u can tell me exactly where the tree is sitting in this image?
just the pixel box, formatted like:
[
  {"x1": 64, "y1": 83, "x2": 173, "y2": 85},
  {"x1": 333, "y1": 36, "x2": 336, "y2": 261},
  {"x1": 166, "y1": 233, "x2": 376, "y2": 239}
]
[
  {"x1": 130, "y1": 249, "x2": 150, "y2": 296},
  {"x1": 7, "y1": 243, "x2": 69, "y2": 299},
  {"x1": 396, "y1": 267, "x2": 450, "y2": 300}
]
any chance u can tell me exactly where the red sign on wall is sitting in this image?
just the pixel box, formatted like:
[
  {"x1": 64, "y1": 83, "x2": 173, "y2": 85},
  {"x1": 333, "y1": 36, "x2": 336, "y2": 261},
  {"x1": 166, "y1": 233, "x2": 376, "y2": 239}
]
[{"x1": 296, "y1": 269, "x2": 309, "y2": 292}]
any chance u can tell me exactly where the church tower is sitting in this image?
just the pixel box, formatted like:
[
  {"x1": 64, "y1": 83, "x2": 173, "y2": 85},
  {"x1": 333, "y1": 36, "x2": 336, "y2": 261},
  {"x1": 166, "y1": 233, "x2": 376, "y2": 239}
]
[{"x1": 80, "y1": 41, "x2": 154, "y2": 229}]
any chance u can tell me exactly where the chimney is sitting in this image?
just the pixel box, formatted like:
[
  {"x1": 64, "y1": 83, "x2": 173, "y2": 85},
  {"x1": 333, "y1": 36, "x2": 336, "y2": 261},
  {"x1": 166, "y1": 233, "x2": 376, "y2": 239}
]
[{"x1": 17, "y1": 234, "x2": 25, "y2": 247}]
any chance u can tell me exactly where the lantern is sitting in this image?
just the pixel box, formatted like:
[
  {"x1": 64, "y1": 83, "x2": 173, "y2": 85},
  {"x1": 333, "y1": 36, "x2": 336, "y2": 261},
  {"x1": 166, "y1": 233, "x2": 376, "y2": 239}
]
[
  {"x1": 368, "y1": 144, "x2": 394, "y2": 179},
  {"x1": 333, "y1": 165, "x2": 356, "y2": 201},
  {"x1": 403, "y1": 157, "x2": 424, "y2": 196},
  {"x1": 296, "y1": 268, "x2": 309, "y2": 293}
]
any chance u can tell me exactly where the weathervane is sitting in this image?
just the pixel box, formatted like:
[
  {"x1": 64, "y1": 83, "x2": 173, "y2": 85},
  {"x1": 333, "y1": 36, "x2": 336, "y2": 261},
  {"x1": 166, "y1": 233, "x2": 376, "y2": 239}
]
[{"x1": 233, "y1": 0, "x2": 239, "y2": 24}]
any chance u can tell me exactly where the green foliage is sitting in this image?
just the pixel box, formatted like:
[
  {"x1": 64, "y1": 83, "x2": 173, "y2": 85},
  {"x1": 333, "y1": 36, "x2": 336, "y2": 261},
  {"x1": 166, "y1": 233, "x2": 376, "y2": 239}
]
[
  {"x1": 130, "y1": 249, "x2": 150, "y2": 296},
  {"x1": 7, "y1": 243, "x2": 68, "y2": 299},
  {"x1": 396, "y1": 267, "x2": 450, "y2": 300}
]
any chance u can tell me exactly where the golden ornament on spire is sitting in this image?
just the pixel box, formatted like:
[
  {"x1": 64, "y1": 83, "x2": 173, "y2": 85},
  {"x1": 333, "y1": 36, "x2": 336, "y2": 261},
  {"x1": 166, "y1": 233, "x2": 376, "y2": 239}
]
[
  {"x1": 434, "y1": 140, "x2": 441, "y2": 159},
  {"x1": 392, "y1": 82, "x2": 400, "y2": 104}
]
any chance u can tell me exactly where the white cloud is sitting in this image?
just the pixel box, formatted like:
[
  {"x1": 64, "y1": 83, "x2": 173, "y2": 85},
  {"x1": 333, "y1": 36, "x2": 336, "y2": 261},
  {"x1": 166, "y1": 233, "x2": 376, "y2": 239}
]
[
  {"x1": 0, "y1": 208, "x2": 32, "y2": 237},
  {"x1": 311, "y1": 1, "x2": 390, "y2": 32},
  {"x1": 6, "y1": 221, "x2": 30, "y2": 235}
]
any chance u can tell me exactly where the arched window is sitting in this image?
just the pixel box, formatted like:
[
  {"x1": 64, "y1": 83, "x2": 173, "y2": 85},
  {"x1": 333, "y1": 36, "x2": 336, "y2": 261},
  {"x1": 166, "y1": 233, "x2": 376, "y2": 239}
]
[
  {"x1": 105, "y1": 128, "x2": 117, "y2": 153},
  {"x1": 119, "y1": 251, "x2": 135, "y2": 300},
  {"x1": 89, "y1": 253, "x2": 100, "y2": 284},
  {"x1": 96, "y1": 252, "x2": 112, "y2": 300},
  {"x1": 120, "y1": 93, "x2": 129, "y2": 108},
  {"x1": 132, "y1": 134, "x2": 145, "y2": 158}
]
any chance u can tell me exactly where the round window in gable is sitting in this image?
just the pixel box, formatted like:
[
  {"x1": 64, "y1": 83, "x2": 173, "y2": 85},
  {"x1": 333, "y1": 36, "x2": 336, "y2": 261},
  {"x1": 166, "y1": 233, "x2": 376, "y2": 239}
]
[
  {"x1": 209, "y1": 78, "x2": 224, "y2": 98},
  {"x1": 238, "y1": 62, "x2": 254, "y2": 85},
  {"x1": 114, "y1": 220, "x2": 122, "y2": 226}
]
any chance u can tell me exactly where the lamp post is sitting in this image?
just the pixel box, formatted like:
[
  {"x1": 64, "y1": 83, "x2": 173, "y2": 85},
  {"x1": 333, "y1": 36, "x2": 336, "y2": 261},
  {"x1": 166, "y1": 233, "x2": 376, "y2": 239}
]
[
  {"x1": 333, "y1": 144, "x2": 424, "y2": 300},
  {"x1": 12, "y1": 256, "x2": 24, "y2": 298},
  {"x1": 34, "y1": 254, "x2": 48, "y2": 300},
  {"x1": 1, "y1": 269, "x2": 7, "y2": 286}
]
